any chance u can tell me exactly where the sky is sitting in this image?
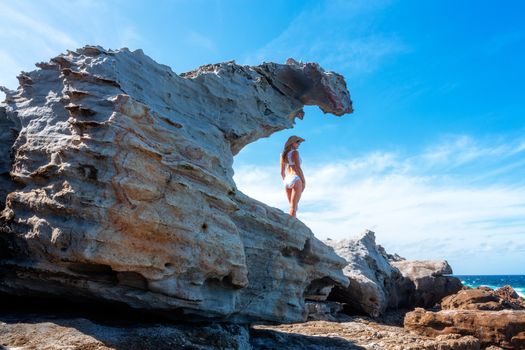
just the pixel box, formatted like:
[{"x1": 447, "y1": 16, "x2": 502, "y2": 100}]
[{"x1": 1, "y1": 0, "x2": 524, "y2": 274}]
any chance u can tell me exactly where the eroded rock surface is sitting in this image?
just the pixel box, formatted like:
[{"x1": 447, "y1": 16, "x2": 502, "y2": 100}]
[
  {"x1": 404, "y1": 308, "x2": 525, "y2": 349},
  {"x1": 0, "y1": 104, "x2": 19, "y2": 210},
  {"x1": 0, "y1": 46, "x2": 352, "y2": 323},
  {"x1": 325, "y1": 230, "x2": 403, "y2": 317},
  {"x1": 441, "y1": 286, "x2": 525, "y2": 311},
  {"x1": 392, "y1": 259, "x2": 462, "y2": 308},
  {"x1": 325, "y1": 230, "x2": 460, "y2": 317}
]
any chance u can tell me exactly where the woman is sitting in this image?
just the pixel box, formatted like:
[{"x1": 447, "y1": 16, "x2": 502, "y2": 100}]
[{"x1": 280, "y1": 135, "x2": 306, "y2": 217}]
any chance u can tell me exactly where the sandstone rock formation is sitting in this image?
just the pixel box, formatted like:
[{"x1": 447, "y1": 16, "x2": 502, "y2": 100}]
[
  {"x1": 0, "y1": 46, "x2": 352, "y2": 323},
  {"x1": 392, "y1": 259, "x2": 462, "y2": 308},
  {"x1": 0, "y1": 103, "x2": 18, "y2": 211},
  {"x1": 325, "y1": 230, "x2": 461, "y2": 317},
  {"x1": 404, "y1": 308, "x2": 525, "y2": 349},
  {"x1": 441, "y1": 286, "x2": 525, "y2": 311},
  {"x1": 325, "y1": 230, "x2": 403, "y2": 317}
]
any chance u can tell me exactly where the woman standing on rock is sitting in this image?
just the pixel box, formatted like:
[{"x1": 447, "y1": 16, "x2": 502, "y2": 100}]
[{"x1": 280, "y1": 136, "x2": 306, "y2": 217}]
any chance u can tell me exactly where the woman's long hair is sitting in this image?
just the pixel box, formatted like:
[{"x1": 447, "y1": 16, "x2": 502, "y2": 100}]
[
  {"x1": 281, "y1": 136, "x2": 303, "y2": 164},
  {"x1": 281, "y1": 143, "x2": 295, "y2": 165}
]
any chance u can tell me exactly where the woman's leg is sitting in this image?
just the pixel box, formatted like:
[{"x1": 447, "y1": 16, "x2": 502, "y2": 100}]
[
  {"x1": 289, "y1": 179, "x2": 303, "y2": 217},
  {"x1": 286, "y1": 186, "x2": 292, "y2": 204}
]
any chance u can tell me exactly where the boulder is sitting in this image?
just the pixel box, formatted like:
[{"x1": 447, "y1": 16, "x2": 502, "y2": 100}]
[
  {"x1": 325, "y1": 231, "x2": 462, "y2": 316},
  {"x1": 404, "y1": 308, "x2": 525, "y2": 349},
  {"x1": 0, "y1": 46, "x2": 352, "y2": 323},
  {"x1": 325, "y1": 230, "x2": 403, "y2": 317},
  {"x1": 441, "y1": 286, "x2": 525, "y2": 311},
  {"x1": 495, "y1": 285, "x2": 525, "y2": 308},
  {"x1": 392, "y1": 259, "x2": 462, "y2": 308}
]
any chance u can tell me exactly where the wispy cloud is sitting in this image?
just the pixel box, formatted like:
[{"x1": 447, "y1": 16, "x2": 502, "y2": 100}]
[
  {"x1": 0, "y1": 2, "x2": 78, "y2": 51},
  {"x1": 243, "y1": 0, "x2": 407, "y2": 76},
  {"x1": 0, "y1": 1, "x2": 143, "y2": 89},
  {"x1": 185, "y1": 31, "x2": 217, "y2": 52},
  {"x1": 234, "y1": 135, "x2": 525, "y2": 274}
]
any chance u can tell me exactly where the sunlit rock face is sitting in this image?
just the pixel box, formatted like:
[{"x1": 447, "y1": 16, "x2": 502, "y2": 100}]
[
  {"x1": 325, "y1": 231, "x2": 462, "y2": 317},
  {"x1": 0, "y1": 46, "x2": 352, "y2": 323},
  {"x1": 325, "y1": 230, "x2": 404, "y2": 317}
]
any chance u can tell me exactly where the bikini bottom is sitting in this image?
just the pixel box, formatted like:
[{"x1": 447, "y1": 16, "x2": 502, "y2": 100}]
[{"x1": 284, "y1": 174, "x2": 301, "y2": 189}]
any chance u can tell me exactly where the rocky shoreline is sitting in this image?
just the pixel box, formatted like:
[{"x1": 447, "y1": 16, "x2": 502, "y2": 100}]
[{"x1": 1, "y1": 47, "x2": 524, "y2": 349}]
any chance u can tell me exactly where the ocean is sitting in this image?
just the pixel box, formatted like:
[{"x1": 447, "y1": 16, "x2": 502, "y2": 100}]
[{"x1": 455, "y1": 275, "x2": 525, "y2": 297}]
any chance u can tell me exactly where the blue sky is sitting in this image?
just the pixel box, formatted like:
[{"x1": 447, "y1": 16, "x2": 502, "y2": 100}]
[{"x1": 1, "y1": 0, "x2": 524, "y2": 274}]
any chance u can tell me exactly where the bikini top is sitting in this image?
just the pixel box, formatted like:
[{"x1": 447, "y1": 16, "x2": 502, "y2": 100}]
[{"x1": 286, "y1": 150, "x2": 302, "y2": 166}]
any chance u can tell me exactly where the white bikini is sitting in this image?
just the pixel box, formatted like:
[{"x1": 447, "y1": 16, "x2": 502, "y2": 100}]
[{"x1": 283, "y1": 150, "x2": 302, "y2": 189}]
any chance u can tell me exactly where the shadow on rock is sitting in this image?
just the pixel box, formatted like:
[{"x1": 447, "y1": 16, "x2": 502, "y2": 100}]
[
  {"x1": 250, "y1": 328, "x2": 365, "y2": 350},
  {"x1": 0, "y1": 294, "x2": 250, "y2": 350}
]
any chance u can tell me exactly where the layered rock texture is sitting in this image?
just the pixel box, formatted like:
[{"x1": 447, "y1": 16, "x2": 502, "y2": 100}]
[
  {"x1": 0, "y1": 46, "x2": 352, "y2": 323},
  {"x1": 405, "y1": 286, "x2": 525, "y2": 349},
  {"x1": 325, "y1": 230, "x2": 461, "y2": 317}
]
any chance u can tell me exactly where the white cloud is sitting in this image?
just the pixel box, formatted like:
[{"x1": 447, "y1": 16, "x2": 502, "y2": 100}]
[
  {"x1": 419, "y1": 135, "x2": 525, "y2": 169},
  {"x1": 234, "y1": 135, "x2": 525, "y2": 274}
]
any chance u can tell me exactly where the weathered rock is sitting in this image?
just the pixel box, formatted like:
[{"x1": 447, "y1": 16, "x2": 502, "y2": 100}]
[
  {"x1": 404, "y1": 308, "x2": 525, "y2": 349},
  {"x1": 495, "y1": 285, "x2": 525, "y2": 308},
  {"x1": 325, "y1": 230, "x2": 404, "y2": 317},
  {"x1": 325, "y1": 231, "x2": 462, "y2": 316},
  {"x1": 0, "y1": 103, "x2": 19, "y2": 211},
  {"x1": 441, "y1": 286, "x2": 525, "y2": 311},
  {"x1": 392, "y1": 259, "x2": 462, "y2": 308},
  {"x1": 0, "y1": 46, "x2": 352, "y2": 323}
]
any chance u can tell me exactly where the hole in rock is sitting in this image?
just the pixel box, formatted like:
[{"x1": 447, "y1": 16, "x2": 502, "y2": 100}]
[
  {"x1": 77, "y1": 164, "x2": 98, "y2": 181},
  {"x1": 116, "y1": 271, "x2": 148, "y2": 290},
  {"x1": 232, "y1": 106, "x2": 333, "y2": 218},
  {"x1": 304, "y1": 277, "x2": 336, "y2": 301},
  {"x1": 201, "y1": 223, "x2": 208, "y2": 231},
  {"x1": 67, "y1": 263, "x2": 117, "y2": 283}
]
